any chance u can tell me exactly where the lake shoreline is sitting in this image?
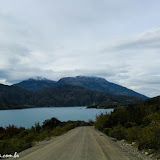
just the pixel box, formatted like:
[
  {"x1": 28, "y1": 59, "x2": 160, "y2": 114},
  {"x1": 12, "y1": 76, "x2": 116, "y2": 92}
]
[
  {"x1": 0, "y1": 105, "x2": 89, "y2": 111},
  {"x1": 0, "y1": 107, "x2": 113, "y2": 128}
]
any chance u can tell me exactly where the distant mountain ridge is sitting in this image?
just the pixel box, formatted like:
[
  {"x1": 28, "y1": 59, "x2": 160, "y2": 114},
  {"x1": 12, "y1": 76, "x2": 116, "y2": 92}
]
[
  {"x1": 57, "y1": 76, "x2": 147, "y2": 99},
  {"x1": 13, "y1": 77, "x2": 56, "y2": 91},
  {"x1": 13, "y1": 76, "x2": 147, "y2": 99}
]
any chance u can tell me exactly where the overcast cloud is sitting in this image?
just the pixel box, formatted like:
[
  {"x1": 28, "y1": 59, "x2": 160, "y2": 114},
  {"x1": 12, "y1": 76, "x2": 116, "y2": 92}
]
[{"x1": 0, "y1": 0, "x2": 160, "y2": 97}]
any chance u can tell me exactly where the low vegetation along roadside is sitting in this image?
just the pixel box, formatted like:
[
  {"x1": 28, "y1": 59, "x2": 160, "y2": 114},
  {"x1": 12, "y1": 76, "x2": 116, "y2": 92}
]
[
  {"x1": 94, "y1": 98, "x2": 160, "y2": 159},
  {"x1": 0, "y1": 118, "x2": 92, "y2": 155}
]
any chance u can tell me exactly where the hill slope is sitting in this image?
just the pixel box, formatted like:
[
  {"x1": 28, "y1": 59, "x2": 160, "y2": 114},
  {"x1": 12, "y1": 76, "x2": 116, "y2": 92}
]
[
  {"x1": 0, "y1": 84, "x2": 33, "y2": 109},
  {"x1": 0, "y1": 84, "x2": 143, "y2": 109},
  {"x1": 31, "y1": 85, "x2": 143, "y2": 107},
  {"x1": 57, "y1": 76, "x2": 147, "y2": 99}
]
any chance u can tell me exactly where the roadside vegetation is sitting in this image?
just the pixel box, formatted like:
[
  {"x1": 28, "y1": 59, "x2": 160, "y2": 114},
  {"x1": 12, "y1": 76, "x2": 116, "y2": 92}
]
[
  {"x1": 94, "y1": 96, "x2": 160, "y2": 157},
  {"x1": 0, "y1": 118, "x2": 92, "y2": 155}
]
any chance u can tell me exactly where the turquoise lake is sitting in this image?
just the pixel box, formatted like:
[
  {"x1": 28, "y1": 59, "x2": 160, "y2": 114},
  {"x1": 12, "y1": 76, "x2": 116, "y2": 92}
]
[{"x1": 0, "y1": 107, "x2": 113, "y2": 128}]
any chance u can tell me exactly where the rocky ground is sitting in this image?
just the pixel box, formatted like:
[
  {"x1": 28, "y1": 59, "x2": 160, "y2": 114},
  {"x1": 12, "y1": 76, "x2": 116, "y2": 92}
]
[{"x1": 108, "y1": 137, "x2": 159, "y2": 160}]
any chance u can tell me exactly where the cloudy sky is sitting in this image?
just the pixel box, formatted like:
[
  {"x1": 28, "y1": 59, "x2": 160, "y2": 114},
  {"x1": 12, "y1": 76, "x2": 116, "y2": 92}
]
[{"x1": 0, "y1": 0, "x2": 160, "y2": 97}]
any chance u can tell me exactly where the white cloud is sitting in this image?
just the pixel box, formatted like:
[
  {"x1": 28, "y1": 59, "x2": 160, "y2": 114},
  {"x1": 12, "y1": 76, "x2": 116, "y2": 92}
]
[
  {"x1": 0, "y1": 79, "x2": 11, "y2": 85},
  {"x1": 0, "y1": 0, "x2": 160, "y2": 97}
]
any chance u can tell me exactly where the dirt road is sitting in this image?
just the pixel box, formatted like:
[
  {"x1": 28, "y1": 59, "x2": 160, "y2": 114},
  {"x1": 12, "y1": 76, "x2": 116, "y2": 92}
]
[{"x1": 18, "y1": 127, "x2": 140, "y2": 160}]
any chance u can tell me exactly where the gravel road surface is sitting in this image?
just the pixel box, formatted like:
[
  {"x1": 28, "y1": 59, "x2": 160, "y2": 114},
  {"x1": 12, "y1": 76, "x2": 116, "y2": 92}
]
[{"x1": 17, "y1": 127, "x2": 147, "y2": 160}]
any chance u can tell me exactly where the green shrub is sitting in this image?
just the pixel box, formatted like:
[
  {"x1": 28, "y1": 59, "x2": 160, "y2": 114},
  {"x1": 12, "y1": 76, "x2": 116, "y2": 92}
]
[
  {"x1": 109, "y1": 125, "x2": 126, "y2": 140},
  {"x1": 42, "y1": 117, "x2": 61, "y2": 129},
  {"x1": 0, "y1": 118, "x2": 88, "y2": 155},
  {"x1": 124, "y1": 122, "x2": 137, "y2": 128},
  {"x1": 95, "y1": 113, "x2": 110, "y2": 131},
  {"x1": 88, "y1": 119, "x2": 94, "y2": 126},
  {"x1": 103, "y1": 128, "x2": 110, "y2": 135},
  {"x1": 126, "y1": 126, "x2": 141, "y2": 142},
  {"x1": 138, "y1": 122, "x2": 160, "y2": 150},
  {"x1": 143, "y1": 112, "x2": 160, "y2": 126}
]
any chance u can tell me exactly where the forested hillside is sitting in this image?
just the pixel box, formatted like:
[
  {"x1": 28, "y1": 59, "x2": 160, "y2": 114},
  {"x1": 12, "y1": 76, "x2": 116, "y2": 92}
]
[
  {"x1": 95, "y1": 95, "x2": 160, "y2": 155},
  {"x1": 0, "y1": 83, "x2": 143, "y2": 110},
  {"x1": 30, "y1": 85, "x2": 142, "y2": 107}
]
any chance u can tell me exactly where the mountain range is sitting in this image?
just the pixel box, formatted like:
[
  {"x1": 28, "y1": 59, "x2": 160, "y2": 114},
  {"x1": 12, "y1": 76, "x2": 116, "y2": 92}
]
[
  {"x1": 0, "y1": 76, "x2": 148, "y2": 110},
  {"x1": 13, "y1": 76, "x2": 147, "y2": 99}
]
